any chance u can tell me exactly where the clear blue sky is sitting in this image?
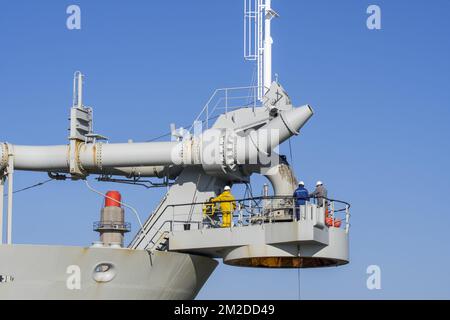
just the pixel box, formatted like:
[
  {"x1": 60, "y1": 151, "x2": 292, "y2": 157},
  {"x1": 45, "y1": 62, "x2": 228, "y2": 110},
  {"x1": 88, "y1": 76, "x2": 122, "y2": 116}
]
[{"x1": 1, "y1": 0, "x2": 449, "y2": 299}]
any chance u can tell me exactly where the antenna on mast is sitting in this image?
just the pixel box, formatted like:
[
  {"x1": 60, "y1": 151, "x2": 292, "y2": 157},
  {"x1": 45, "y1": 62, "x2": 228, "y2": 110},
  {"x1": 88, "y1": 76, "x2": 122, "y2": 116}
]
[
  {"x1": 244, "y1": 0, "x2": 279, "y2": 101},
  {"x1": 68, "y1": 71, "x2": 107, "y2": 177},
  {"x1": 73, "y1": 71, "x2": 83, "y2": 108}
]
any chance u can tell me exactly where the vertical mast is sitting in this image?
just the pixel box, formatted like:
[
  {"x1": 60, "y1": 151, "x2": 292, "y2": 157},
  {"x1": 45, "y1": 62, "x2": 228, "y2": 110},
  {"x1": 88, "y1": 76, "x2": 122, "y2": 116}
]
[
  {"x1": 263, "y1": 0, "x2": 273, "y2": 95},
  {"x1": 77, "y1": 72, "x2": 83, "y2": 108},
  {"x1": 244, "y1": 0, "x2": 278, "y2": 101},
  {"x1": 6, "y1": 155, "x2": 13, "y2": 244},
  {"x1": 73, "y1": 71, "x2": 83, "y2": 109}
]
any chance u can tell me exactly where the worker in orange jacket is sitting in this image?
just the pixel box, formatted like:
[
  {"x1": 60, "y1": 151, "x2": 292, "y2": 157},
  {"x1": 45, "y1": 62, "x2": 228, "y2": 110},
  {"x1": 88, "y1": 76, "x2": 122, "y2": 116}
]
[{"x1": 211, "y1": 186, "x2": 236, "y2": 228}]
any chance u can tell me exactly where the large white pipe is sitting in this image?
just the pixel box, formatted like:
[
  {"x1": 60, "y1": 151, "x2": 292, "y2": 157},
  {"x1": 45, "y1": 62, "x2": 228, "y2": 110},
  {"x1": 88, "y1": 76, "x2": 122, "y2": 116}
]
[
  {"x1": 263, "y1": 161, "x2": 297, "y2": 196},
  {"x1": 78, "y1": 142, "x2": 178, "y2": 169},
  {"x1": 236, "y1": 105, "x2": 313, "y2": 164},
  {"x1": 0, "y1": 105, "x2": 313, "y2": 176},
  {"x1": 12, "y1": 145, "x2": 69, "y2": 171}
]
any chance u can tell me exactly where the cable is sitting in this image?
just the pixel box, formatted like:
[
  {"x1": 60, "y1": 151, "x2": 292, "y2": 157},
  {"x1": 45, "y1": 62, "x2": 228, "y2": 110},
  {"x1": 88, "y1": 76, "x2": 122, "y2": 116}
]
[
  {"x1": 296, "y1": 243, "x2": 301, "y2": 300},
  {"x1": 145, "y1": 132, "x2": 172, "y2": 142},
  {"x1": 2, "y1": 178, "x2": 54, "y2": 197},
  {"x1": 84, "y1": 179, "x2": 152, "y2": 247},
  {"x1": 288, "y1": 138, "x2": 293, "y2": 164},
  {"x1": 290, "y1": 141, "x2": 299, "y2": 300}
]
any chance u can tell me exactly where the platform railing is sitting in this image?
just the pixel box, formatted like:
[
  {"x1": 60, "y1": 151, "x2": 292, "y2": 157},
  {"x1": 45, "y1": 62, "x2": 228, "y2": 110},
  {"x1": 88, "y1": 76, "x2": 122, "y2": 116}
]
[
  {"x1": 93, "y1": 221, "x2": 131, "y2": 232},
  {"x1": 189, "y1": 85, "x2": 268, "y2": 132},
  {"x1": 142, "y1": 196, "x2": 350, "y2": 251}
]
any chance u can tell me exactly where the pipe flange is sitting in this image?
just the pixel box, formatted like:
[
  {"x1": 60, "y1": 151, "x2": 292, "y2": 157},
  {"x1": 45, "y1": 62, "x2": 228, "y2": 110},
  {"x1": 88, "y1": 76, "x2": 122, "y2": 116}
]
[
  {"x1": 72, "y1": 141, "x2": 89, "y2": 178},
  {"x1": 95, "y1": 143, "x2": 103, "y2": 171},
  {"x1": 223, "y1": 131, "x2": 237, "y2": 171},
  {"x1": 0, "y1": 143, "x2": 9, "y2": 172}
]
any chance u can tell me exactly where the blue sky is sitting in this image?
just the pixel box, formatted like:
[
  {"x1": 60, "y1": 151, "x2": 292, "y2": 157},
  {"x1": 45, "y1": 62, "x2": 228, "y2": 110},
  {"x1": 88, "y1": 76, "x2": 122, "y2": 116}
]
[{"x1": 1, "y1": 0, "x2": 449, "y2": 299}]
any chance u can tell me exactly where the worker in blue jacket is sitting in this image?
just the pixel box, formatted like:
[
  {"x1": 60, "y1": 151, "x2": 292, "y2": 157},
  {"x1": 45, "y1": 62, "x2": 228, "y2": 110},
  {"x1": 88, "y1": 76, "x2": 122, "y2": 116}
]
[{"x1": 293, "y1": 181, "x2": 309, "y2": 220}]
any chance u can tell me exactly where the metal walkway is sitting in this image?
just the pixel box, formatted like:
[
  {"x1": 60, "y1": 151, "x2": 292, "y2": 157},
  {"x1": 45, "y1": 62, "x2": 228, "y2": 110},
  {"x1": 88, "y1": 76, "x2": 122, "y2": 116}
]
[{"x1": 162, "y1": 196, "x2": 351, "y2": 268}]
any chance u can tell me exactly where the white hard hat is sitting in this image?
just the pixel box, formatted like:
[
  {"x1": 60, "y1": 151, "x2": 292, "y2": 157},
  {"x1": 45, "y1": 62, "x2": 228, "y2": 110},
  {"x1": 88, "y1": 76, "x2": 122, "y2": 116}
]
[
  {"x1": 316, "y1": 181, "x2": 323, "y2": 186},
  {"x1": 224, "y1": 186, "x2": 231, "y2": 191},
  {"x1": 298, "y1": 181, "x2": 305, "y2": 186}
]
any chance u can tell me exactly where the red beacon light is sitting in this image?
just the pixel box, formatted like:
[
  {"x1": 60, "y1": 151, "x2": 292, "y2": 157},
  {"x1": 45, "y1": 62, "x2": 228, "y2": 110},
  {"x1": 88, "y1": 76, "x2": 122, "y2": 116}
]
[{"x1": 104, "y1": 191, "x2": 122, "y2": 208}]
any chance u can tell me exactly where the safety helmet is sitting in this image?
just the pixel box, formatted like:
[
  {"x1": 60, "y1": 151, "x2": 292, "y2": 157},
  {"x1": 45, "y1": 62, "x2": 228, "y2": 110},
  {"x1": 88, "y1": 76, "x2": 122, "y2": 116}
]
[
  {"x1": 298, "y1": 181, "x2": 305, "y2": 186},
  {"x1": 224, "y1": 186, "x2": 231, "y2": 191},
  {"x1": 316, "y1": 181, "x2": 323, "y2": 186}
]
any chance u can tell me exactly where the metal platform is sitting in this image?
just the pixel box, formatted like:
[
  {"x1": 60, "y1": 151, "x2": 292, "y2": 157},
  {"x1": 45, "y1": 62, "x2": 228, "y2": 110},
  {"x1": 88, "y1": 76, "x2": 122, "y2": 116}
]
[{"x1": 165, "y1": 197, "x2": 351, "y2": 268}]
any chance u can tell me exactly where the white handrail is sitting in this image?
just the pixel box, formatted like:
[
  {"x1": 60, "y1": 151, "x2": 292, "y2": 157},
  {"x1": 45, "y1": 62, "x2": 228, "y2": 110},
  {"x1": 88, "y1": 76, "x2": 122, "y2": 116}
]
[{"x1": 188, "y1": 86, "x2": 265, "y2": 133}]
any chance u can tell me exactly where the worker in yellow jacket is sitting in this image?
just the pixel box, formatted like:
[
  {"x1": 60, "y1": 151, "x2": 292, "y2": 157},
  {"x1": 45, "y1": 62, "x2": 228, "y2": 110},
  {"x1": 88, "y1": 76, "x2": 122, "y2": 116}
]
[{"x1": 211, "y1": 186, "x2": 236, "y2": 228}]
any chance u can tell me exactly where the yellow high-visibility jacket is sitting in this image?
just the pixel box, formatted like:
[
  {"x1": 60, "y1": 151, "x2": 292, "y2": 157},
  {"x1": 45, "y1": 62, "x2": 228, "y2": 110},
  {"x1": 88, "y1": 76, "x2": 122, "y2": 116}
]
[{"x1": 211, "y1": 191, "x2": 236, "y2": 213}]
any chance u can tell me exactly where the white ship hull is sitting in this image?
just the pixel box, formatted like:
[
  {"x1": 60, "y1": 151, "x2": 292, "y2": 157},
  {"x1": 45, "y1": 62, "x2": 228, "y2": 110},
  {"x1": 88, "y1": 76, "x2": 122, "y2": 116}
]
[{"x1": 0, "y1": 244, "x2": 217, "y2": 299}]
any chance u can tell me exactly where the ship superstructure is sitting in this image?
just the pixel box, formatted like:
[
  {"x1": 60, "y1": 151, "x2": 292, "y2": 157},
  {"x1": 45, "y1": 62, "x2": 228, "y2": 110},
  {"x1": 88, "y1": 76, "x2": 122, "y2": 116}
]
[{"x1": 0, "y1": 0, "x2": 351, "y2": 299}]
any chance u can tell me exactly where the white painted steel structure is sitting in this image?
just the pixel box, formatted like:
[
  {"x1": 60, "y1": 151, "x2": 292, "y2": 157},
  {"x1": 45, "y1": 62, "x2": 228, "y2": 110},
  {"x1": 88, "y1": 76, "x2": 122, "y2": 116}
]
[
  {"x1": 244, "y1": 0, "x2": 278, "y2": 100},
  {"x1": 0, "y1": 1, "x2": 352, "y2": 299}
]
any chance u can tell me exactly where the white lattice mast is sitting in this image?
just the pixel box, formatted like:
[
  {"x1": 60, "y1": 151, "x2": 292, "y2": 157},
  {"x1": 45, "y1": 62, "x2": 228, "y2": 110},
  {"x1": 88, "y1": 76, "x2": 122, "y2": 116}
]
[{"x1": 244, "y1": 0, "x2": 278, "y2": 101}]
